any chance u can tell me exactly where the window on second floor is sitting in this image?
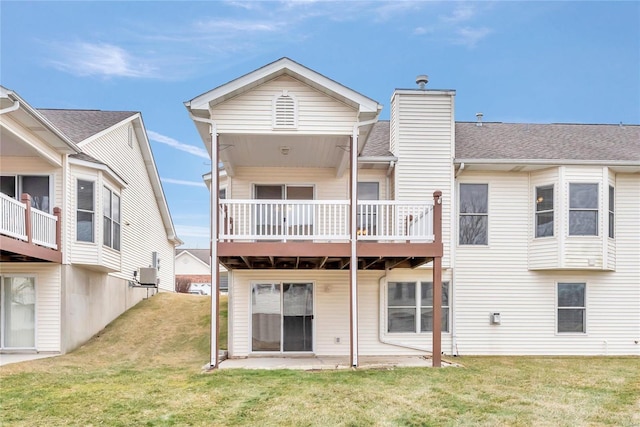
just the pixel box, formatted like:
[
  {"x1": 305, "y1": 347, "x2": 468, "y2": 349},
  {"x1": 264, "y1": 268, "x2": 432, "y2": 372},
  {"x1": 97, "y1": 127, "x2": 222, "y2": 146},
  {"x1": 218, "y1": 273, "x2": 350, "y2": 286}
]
[
  {"x1": 535, "y1": 185, "x2": 554, "y2": 238},
  {"x1": 608, "y1": 185, "x2": 614, "y2": 239},
  {"x1": 76, "y1": 180, "x2": 94, "y2": 242},
  {"x1": 103, "y1": 187, "x2": 121, "y2": 251},
  {"x1": 569, "y1": 183, "x2": 598, "y2": 236},
  {"x1": 459, "y1": 183, "x2": 488, "y2": 245}
]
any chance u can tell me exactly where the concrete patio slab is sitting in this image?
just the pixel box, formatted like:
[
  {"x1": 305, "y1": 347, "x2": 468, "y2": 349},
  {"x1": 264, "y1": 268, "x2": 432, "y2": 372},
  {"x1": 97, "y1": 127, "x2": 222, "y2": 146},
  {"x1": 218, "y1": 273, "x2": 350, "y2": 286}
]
[
  {"x1": 218, "y1": 355, "x2": 456, "y2": 370},
  {"x1": 0, "y1": 353, "x2": 61, "y2": 367}
]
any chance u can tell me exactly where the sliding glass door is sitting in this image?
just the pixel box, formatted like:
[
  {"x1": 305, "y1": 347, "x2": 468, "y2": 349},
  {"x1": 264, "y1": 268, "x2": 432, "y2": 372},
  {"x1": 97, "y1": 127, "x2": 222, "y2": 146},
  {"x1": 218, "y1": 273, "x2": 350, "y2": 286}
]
[
  {"x1": 1, "y1": 276, "x2": 36, "y2": 349},
  {"x1": 251, "y1": 282, "x2": 313, "y2": 352}
]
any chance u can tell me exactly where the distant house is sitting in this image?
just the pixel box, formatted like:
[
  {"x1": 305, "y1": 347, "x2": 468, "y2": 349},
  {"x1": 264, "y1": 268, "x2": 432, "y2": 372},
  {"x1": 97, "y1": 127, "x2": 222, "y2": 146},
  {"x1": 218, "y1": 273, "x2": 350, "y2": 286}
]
[
  {"x1": 175, "y1": 248, "x2": 227, "y2": 294},
  {"x1": 0, "y1": 87, "x2": 181, "y2": 355},
  {"x1": 186, "y1": 58, "x2": 640, "y2": 369}
]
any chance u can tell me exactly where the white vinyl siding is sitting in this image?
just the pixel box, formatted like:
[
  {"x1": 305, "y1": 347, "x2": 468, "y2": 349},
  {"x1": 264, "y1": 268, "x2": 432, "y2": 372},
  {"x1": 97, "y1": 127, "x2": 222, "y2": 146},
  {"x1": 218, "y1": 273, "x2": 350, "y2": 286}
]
[
  {"x1": 75, "y1": 122, "x2": 175, "y2": 291},
  {"x1": 211, "y1": 75, "x2": 357, "y2": 135}
]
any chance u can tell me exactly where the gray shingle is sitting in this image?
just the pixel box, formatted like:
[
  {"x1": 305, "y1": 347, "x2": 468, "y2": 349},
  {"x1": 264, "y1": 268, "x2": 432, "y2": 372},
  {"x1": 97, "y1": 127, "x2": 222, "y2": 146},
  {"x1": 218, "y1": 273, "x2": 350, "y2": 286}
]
[
  {"x1": 176, "y1": 249, "x2": 210, "y2": 266},
  {"x1": 455, "y1": 122, "x2": 640, "y2": 162},
  {"x1": 38, "y1": 109, "x2": 137, "y2": 144},
  {"x1": 69, "y1": 152, "x2": 105, "y2": 165},
  {"x1": 361, "y1": 121, "x2": 394, "y2": 157}
]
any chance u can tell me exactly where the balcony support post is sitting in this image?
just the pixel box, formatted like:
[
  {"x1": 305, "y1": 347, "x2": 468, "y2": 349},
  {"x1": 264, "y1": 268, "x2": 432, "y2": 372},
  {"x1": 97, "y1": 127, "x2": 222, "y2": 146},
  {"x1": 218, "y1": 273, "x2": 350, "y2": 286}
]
[
  {"x1": 349, "y1": 132, "x2": 359, "y2": 367},
  {"x1": 432, "y1": 191, "x2": 443, "y2": 367},
  {"x1": 54, "y1": 207, "x2": 62, "y2": 251},
  {"x1": 21, "y1": 193, "x2": 32, "y2": 244}
]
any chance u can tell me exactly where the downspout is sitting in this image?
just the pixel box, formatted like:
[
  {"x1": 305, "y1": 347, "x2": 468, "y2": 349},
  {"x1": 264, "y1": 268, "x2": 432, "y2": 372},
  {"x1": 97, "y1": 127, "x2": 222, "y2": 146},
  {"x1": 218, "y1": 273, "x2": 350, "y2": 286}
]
[
  {"x1": 0, "y1": 99, "x2": 20, "y2": 115},
  {"x1": 385, "y1": 161, "x2": 395, "y2": 199},
  {"x1": 378, "y1": 273, "x2": 433, "y2": 353},
  {"x1": 454, "y1": 162, "x2": 465, "y2": 178},
  {"x1": 349, "y1": 117, "x2": 379, "y2": 368},
  {"x1": 190, "y1": 113, "x2": 220, "y2": 370}
]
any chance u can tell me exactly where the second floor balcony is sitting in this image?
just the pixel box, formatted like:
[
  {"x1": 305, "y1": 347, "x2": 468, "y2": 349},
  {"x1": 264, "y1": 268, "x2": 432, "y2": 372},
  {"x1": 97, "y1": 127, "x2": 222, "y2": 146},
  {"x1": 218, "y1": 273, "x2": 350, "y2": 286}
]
[{"x1": 0, "y1": 192, "x2": 62, "y2": 263}]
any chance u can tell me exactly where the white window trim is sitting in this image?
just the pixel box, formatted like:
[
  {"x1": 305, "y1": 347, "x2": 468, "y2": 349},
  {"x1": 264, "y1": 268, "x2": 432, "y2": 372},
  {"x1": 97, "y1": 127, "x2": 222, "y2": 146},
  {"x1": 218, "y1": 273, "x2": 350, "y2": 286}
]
[
  {"x1": 248, "y1": 281, "x2": 316, "y2": 355},
  {"x1": 272, "y1": 91, "x2": 298, "y2": 129},
  {"x1": 556, "y1": 282, "x2": 587, "y2": 335},
  {"x1": 534, "y1": 184, "x2": 555, "y2": 239},
  {"x1": 608, "y1": 185, "x2": 615, "y2": 239},
  {"x1": 384, "y1": 281, "x2": 450, "y2": 334},
  {"x1": 102, "y1": 185, "x2": 121, "y2": 251},
  {"x1": 568, "y1": 182, "x2": 599, "y2": 237},
  {"x1": 76, "y1": 178, "x2": 95, "y2": 243},
  {"x1": 458, "y1": 182, "x2": 489, "y2": 246}
]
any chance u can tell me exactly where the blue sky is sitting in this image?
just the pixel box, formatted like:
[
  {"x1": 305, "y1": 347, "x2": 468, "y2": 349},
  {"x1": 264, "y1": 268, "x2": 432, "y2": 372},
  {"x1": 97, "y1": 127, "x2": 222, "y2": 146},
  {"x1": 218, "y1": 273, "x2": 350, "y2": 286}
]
[{"x1": 2, "y1": 1, "x2": 638, "y2": 248}]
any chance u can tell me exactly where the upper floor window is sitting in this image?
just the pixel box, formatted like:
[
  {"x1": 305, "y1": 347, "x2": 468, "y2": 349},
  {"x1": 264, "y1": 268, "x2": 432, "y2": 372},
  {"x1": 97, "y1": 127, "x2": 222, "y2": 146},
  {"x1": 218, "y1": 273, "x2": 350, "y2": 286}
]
[
  {"x1": 535, "y1": 185, "x2": 554, "y2": 238},
  {"x1": 103, "y1": 187, "x2": 121, "y2": 251},
  {"x1": 76, "y1": 180, "x2": 94, "y2": 242},
  {"x1": 569, "y1": 183, "x2": 598, "y2": 236},
  {"x1": 387, "y1": 281, "x2": 449, "y2": 333},
  {"x1": 459, "y1": 183, "x2": 488, "y2": 245},
  {"x1": 272, "y1": 91, "x2": 297, "y2": 129},
  {"x1": 0, "y1": 175, "x2": 50, "y2": 212},
  {"x1": 557, "y1": 283, "x2": 586, "y2": 333},
  {"x1": 608, "y1": 185, "x2": 614, "y2": 238}
]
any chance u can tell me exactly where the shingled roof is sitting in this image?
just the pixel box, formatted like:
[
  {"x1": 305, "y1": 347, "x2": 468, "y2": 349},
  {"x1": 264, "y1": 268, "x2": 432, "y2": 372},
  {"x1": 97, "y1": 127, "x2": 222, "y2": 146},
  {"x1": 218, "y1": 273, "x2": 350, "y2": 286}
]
[
  {"x1": 455, "y1": 122, "x2": 640, "y2": 162},
  {"x1": 38, "y1": 109, "x2": 137, "y2": 145},
  {"x1": 362, "y1": 121, "x2": 394, "y2": 157},
  {"x1": 176, "y1": 249, "x2": 210, "y2": 266}
]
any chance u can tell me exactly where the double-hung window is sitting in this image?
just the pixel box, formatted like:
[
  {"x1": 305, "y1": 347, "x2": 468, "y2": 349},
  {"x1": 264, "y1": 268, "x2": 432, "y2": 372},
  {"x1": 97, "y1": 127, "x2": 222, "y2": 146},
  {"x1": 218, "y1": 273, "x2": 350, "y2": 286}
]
[
  {"x1": 103, "y1": 187, "x2": 121, "y2": 250},
  {"x1": 535, "y1": 185, "x2": 554, "y2": 237},
  {"x1": 608, "y1": 186, "x2": 614, "y2": 238},
  {"x1": 569, "y1": 183, "x2": 598, "y2": 236},
  {"x1": 76, "y1": 180, "x2": 94, "y2": 242},
  {"x1": 387, "y1": 281, "x2": 449, "y2": 333},
  {"x1": 459, "y1": 183, "x2": 488, "y2": 245},
  {"x1": 557, "y1": 283, "x2": 586, "y2": 333}
]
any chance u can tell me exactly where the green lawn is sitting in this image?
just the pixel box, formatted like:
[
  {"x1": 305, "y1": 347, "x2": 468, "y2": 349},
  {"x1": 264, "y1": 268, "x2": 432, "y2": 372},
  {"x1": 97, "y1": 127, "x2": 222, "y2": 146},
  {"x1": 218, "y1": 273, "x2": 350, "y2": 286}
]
[{"x1": 1, "y1": 293, "x2": 638, "y2": 426}]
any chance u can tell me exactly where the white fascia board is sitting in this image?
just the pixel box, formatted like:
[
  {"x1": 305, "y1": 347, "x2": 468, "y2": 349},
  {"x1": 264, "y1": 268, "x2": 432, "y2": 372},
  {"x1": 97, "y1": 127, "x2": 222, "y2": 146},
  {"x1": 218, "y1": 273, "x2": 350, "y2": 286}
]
[
  {"x1": 68, "y1": 157, "x2": 128, "y2": 188},
  {"x1": 1, "y1": 86, "x2": 81, "y2": 154},
  {"x1": 455, "y1": 158, "x2": 640, "y2": 167},
  {"x1": 132, "y1": 114, "x2": 183, "y2": 245},
  {"x1": 186, "y1": 58, "x2": 381, "y2": 114}
]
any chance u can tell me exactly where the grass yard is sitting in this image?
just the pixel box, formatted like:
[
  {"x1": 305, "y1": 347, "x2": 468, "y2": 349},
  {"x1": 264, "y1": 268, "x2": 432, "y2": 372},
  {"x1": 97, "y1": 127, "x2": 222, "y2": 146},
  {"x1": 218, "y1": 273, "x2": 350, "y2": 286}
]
[{"x1": 1, "y1": 293, "x2": 638, "y2": 426}]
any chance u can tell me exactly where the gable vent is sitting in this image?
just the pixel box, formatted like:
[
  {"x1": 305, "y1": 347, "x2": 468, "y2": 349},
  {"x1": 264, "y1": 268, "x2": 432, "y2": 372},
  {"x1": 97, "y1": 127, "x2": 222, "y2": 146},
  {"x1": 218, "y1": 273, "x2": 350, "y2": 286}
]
[{"x1": 273, "y1": 91, "x2": 297, "y2": 129}]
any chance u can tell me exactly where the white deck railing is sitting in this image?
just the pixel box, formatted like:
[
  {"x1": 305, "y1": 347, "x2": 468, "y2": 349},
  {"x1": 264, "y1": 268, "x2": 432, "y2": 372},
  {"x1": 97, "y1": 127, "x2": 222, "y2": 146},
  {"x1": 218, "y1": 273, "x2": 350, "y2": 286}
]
[
  {"x1": 219, "y1": 199, "x2": 434, "y2": 242},
  {"x1": 1, "y1": 192, "x2": 27, "y2": 240},
  {"x1": 0, "y1": 192, "x2": 59, "y2": 249}
]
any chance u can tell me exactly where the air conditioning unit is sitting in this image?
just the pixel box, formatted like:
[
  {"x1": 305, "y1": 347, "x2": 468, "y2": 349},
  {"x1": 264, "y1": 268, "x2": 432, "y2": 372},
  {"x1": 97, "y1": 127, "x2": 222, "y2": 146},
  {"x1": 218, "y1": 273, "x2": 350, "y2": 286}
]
[{"x1": 139, "y1": 268, "x2": 158, "y2": 285}]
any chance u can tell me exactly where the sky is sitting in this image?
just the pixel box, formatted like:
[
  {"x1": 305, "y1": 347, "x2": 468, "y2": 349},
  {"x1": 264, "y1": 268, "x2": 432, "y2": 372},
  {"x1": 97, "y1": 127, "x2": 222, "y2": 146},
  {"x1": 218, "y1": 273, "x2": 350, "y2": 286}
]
[{"x1": 1, "y1": 1, "x2": 639, "y2": 249}]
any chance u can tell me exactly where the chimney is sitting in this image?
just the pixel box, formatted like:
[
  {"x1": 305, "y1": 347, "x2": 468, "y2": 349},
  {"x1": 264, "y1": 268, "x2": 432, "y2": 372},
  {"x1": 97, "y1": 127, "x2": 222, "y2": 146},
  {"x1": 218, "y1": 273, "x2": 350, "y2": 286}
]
[
  {"x1": 476, "y1": 112, "x2": 483, "y2": 127},
  {"x1": 416, "y1": 75, "x2": 429, "y2": 89}
]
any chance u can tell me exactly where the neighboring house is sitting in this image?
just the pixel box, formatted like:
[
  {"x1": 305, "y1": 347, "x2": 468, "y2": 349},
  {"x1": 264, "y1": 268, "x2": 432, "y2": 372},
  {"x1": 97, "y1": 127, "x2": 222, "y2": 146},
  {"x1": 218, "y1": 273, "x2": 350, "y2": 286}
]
[
  {"x1": 185, "y1": 58, "x2": 640, "y2": 368},
  {"x1": 0, "y1": 87, "x2": 180, "y2": 355},
  {"x1": 175, "y1": 248, "x2": 228, "y2": 294}
]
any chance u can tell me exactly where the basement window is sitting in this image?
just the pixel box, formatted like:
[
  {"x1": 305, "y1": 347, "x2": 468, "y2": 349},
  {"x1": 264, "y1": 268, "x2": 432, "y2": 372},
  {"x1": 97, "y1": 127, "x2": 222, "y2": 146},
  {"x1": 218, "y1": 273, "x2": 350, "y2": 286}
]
[{"x1": 272, "y1": 91, "x2": 298, "y2": 129}]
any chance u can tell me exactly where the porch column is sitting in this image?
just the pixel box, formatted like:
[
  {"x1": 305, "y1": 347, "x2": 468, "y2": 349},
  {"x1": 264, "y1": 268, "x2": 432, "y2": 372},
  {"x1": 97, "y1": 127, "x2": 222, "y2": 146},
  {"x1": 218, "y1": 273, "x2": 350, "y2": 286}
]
[
  {"x1": 432, "y1": 191, "x2": 443, "y2": 368},
  {"x1": 349, "y1": 131, "x2": 359, "y2": 367},
  {"x1": 54, "y1": 207, "x2": 62, "y2": 251},
  {"x1": 210, "y1": 129, "x2": 220, "y2": 369}
]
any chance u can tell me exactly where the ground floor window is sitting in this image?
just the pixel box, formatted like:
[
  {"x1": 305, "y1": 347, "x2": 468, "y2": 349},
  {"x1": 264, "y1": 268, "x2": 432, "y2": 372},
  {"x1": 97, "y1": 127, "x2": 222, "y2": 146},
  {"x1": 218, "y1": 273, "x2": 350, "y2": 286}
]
[
  {"x1": 387, "y1": 281, "x2": 449, "y2": 333},
  {"x1": 251, "y1": 282, "x2": 313, "y2": 352},
  {"x1": 557, "y1": 283, "x2": 586, "y2": 333},
  {"x1": 1, "y1": 276, "x2": 36, "y2": 348}
]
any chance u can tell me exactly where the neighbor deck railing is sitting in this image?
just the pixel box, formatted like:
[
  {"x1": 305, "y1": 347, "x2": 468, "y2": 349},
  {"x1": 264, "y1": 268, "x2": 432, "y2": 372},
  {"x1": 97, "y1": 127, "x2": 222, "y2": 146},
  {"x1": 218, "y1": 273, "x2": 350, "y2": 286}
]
[
  {"x1": 219, "y1": 199, "x2": 434, "y2": 242},
  {"x1": 0, "y1": 192, "x2": 60, "y2": 250}
]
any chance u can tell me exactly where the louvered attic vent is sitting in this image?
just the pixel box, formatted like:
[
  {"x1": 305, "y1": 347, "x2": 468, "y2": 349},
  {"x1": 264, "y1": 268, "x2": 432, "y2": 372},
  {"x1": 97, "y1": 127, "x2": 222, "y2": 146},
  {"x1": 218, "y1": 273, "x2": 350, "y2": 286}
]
[{"x1": 273, "y1": 91, "x2": 297, "y2": 129}]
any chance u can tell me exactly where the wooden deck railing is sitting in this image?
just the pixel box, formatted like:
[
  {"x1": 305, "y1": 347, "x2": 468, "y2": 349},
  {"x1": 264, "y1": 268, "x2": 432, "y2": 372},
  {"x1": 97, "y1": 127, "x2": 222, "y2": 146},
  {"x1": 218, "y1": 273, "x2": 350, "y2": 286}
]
[
  {"x1": 218, "y1": 199, "x2": 435, "y2": 242},
  {"x1": 0, "y1": 192, "x2": 61, "y2": 251}
]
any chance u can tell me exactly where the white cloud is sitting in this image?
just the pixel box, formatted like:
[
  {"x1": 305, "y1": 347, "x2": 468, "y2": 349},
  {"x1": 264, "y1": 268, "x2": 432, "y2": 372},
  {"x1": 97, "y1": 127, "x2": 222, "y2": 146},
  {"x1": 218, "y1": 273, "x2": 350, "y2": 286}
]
[
  {"x1": 440, "y1": 5, "x2": 476, "y2": 23},
  {"x1": 49, "y1": 42, "x2": 156, "y2": 78},
  {"x1": 454, "y1": 27, "x2": 492, "y2": 48},
  {"x1": 161, "y1": 178, "x2": 207, "y2": 188},
  {"x1": 413, "y1": 27, "x2": 433, "y2": 36},
  {"x1": 147, "y1": 130, "x2": 210, "y2": 159}
]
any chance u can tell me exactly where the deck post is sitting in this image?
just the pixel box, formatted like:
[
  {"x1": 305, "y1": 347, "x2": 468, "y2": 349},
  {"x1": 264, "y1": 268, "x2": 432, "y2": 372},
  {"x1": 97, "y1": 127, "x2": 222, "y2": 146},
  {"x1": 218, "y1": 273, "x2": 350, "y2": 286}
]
[
  {"x1": 349, "y1": 131, "x2": 359, "y2": 367},
  {"x1": 432, "y1": 191, "x2": 443, "y2": 367},
  {"x1": 54, "y1": 207, "x2": 62, "y2": 251},
  {"x1": 21, "y1": 193, "x2": 32, "y2": 243}
]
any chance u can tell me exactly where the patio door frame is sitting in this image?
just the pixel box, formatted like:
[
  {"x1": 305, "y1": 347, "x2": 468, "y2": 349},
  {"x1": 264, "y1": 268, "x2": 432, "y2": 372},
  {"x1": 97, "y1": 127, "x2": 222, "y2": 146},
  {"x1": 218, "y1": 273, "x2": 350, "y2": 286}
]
[
  {"x1": 0, "y1": 275, "x2": 37, "y2": 351},
  {"x1": 250, "y1": 281, "x2": 315, "y2": 354},
  {"x1": 253, "y1": 184, "x2": 315, "y2": 239}
]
